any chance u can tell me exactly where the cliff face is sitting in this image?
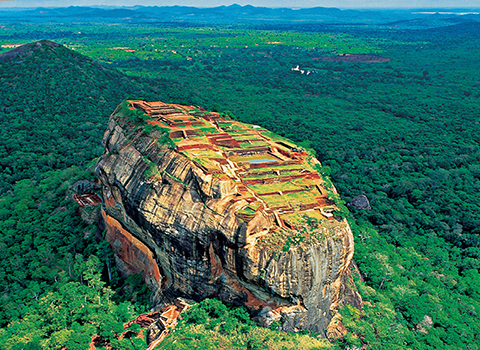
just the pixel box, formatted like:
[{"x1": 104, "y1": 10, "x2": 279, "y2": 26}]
[{"x1": 96, "y1": 100, "x2": 361, "y2": 334}]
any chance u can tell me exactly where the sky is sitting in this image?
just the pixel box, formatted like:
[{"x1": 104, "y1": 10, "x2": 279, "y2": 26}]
[{"x1": 0, "y1": 0, "x2": 479, "y2": 9}]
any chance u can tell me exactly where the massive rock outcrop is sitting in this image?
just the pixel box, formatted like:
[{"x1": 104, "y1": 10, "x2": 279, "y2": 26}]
[{"x1": 96, "y1": 100, "x2": 361, "y2": 334}]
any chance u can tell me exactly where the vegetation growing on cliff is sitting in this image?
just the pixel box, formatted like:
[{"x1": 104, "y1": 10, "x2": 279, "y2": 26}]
[{"x1": 143, "y1": 156, "x2": 161, "y2": 179}]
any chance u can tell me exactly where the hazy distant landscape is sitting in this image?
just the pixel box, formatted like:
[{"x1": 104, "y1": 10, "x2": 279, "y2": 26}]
[
  {"x1": 1, "y1": 4, "x2": 480, "y2": 26},
  {"x1": 0, "y1": 4, "x2": 479, "y2": 349}
]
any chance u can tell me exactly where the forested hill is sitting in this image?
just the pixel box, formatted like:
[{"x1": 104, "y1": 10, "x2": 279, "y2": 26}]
[
  {"x1": 0, "y1": 40, "x2": 61, "y2": 63},
  {"x1": 0, "y1": 41, "x2": 165, "y2": 348},
  {"x1": 0, "y1": 40, "x2": 160, "y2": 195}
]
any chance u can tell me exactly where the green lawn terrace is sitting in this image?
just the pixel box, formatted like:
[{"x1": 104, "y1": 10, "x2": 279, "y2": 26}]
[{"x1": 128, "y1": 100, "x2": 339, "y2": 244}]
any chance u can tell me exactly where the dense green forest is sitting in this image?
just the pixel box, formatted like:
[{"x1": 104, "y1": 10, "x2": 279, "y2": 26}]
[
  {"x1": 161, "y1": 299, "x2": 333, "y2": 349},
  {"x1": 0, "y1": 13, "x2": 479, "y2": 350},
  {"x1": 0, "y1": 41, "x2": 161, "y2": 350}
]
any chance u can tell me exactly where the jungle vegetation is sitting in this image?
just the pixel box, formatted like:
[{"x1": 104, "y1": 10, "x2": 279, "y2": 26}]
[{"x1": 0, "y1": 9, "x2": 479, "y2": 349}]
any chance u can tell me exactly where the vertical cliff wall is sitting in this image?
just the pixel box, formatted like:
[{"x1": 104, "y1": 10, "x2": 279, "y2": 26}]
[{"x1": 96, "y1": 100, "x2": 361, "y2": 334}]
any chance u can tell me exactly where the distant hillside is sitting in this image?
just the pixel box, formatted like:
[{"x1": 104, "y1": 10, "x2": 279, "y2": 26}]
[
  {"x1": 423, "y1": 21, "x2": 480, "y2": 35},
  {"x1": 382, "y1": 13, "x2": 480, "y2": 29},
  {"x1": 1, "y1": 5, "x2": 479, "y2": 28},
  {"x1": 0, "y1": 40, "x2": 160, "y2": 194},
  {"x1": 0, "y1": 5, "x2": 421, "y2": 25}
]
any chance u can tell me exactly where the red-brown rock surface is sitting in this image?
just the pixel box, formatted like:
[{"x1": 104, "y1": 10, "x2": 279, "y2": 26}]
[{"x1": 96, "y1": 100, "x2": 361, "y2": 334}]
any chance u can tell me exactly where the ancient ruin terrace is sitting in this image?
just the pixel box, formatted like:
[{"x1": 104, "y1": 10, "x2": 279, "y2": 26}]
[{"x1": 128, "y1": 100, "x2": 338, "y2": 233}]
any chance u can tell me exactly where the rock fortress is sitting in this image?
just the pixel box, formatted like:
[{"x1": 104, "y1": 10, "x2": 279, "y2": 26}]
[{"x1": 95, "y1": 100, "x2": 361, "y2": 338}]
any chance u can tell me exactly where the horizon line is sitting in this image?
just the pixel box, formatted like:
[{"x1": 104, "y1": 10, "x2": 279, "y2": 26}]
[{"x1": 1, "y1": 4, "x2": 480, "y2": 10}]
